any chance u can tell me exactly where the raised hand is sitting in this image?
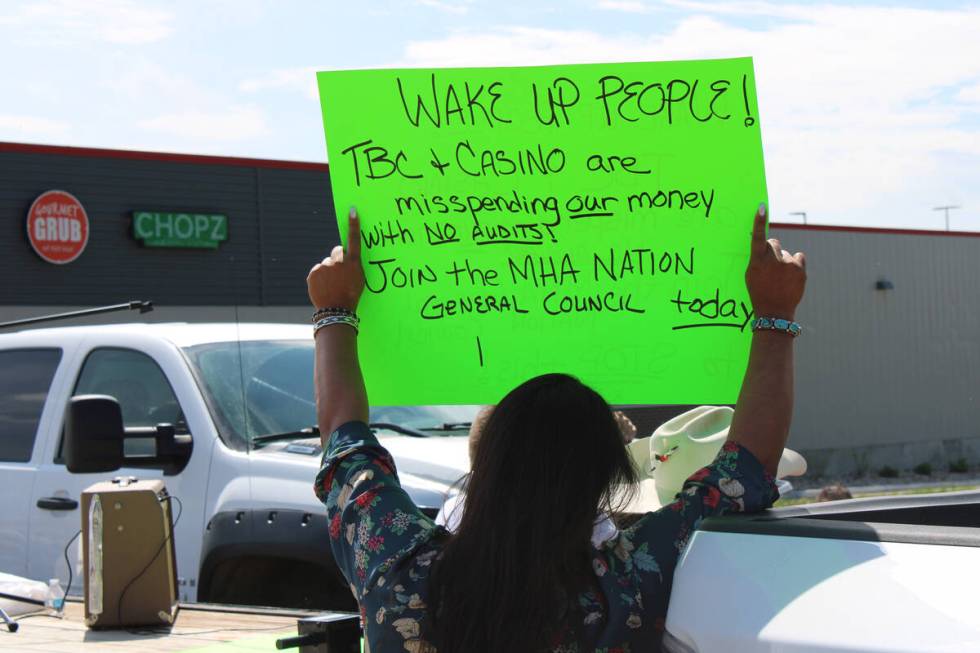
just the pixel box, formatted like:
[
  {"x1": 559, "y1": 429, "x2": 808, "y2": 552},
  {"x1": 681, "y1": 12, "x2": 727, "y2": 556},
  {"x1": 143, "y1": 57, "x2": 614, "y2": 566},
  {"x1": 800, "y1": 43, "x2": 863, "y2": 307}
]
[
  {"x1": 746, "y1": 203, "x2": 806, "y2": 320},
  {"x1": 307, "y1": 207, "x2": 366, "y2": 311},
  {"x1": 727, "y1": 202, "x2": 808, "y2": 475}
]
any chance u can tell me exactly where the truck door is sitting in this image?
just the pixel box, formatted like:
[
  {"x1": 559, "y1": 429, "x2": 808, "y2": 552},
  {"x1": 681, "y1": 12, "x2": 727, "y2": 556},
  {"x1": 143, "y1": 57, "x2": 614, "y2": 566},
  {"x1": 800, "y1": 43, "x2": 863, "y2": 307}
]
[
  {"x1": 28, "y1": 345, "x2": 202, "y2": 599},
  {"x1": 0, "y1": 348, "x2": 63, "y2": 577}
]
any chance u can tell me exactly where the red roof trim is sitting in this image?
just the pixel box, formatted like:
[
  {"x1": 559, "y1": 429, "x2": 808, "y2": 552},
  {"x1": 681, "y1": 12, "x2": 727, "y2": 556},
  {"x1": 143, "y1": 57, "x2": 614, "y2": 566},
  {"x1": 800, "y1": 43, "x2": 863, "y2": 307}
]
[
  {"x1": 771, "y1": 222, "x2": 980, "y2": 238},
  {"x1": 0, "y1": 141, "x2": 330, "y2": 172}
]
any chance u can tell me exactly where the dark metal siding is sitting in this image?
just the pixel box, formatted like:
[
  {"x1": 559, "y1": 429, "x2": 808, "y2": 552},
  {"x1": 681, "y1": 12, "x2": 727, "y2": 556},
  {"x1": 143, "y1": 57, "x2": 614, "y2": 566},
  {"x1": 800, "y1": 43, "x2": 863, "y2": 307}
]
[
  {"x1": 0, "y1": 148, "x2": 338, "y2": 306},
  {"x1": 257, "y1": 167, "x2": 337, "y2": 306}
]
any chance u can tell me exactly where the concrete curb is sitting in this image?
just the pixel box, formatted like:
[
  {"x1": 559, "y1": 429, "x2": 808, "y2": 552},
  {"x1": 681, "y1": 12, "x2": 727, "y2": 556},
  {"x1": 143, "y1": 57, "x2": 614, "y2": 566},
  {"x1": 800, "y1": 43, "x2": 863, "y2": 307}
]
[{"x1": 783, "y1": 477, "x2": 980, "y2": 499}]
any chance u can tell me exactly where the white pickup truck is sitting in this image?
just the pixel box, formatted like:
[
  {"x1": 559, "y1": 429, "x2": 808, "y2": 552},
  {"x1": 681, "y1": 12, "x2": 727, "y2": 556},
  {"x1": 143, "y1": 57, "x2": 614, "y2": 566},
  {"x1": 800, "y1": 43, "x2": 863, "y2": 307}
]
[
  {"x1": 663, "y1": 490, "x2": 980, "y2": 652},
  {"x1": 0, "y1": 322, "x2": 473, "y2": 610},
  {"x1": 4, "y1": 321, "x2": 979, "y2": 651}
]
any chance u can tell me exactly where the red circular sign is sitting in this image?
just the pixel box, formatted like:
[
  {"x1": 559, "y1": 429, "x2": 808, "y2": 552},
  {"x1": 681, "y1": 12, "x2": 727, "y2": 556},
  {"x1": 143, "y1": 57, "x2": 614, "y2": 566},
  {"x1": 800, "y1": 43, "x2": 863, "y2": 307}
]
[{"x1": 26, "y1": 190, "x2": 89, "y2": 264}]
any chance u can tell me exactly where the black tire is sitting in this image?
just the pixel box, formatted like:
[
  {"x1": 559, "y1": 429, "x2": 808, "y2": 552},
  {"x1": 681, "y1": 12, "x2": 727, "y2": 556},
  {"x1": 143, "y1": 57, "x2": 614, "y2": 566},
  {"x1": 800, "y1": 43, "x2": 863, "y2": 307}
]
[{"x1": 199, "y1": 556, "x2": 356, "y2": 611}]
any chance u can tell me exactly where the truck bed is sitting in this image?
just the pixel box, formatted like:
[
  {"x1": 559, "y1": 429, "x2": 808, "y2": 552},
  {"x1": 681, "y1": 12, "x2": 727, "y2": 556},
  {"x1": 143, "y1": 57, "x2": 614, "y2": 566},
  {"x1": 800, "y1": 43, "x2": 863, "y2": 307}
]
[
  {"x1": 663, "y1": 489, "x2": 980, "y2": 653},
  {"x1": 2, "y1": 601, "x2": 314, "y2": 653}
]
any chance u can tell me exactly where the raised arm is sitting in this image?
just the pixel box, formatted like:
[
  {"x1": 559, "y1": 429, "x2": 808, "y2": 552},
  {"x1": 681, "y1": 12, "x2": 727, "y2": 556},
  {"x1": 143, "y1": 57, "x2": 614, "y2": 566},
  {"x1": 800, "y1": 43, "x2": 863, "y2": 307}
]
[
  {"x1": 727, "y1": 203, "x2": 807, "y2": 475},
  {"x1": 307, "y1": 208, "x2": 368, "y2": 444}
]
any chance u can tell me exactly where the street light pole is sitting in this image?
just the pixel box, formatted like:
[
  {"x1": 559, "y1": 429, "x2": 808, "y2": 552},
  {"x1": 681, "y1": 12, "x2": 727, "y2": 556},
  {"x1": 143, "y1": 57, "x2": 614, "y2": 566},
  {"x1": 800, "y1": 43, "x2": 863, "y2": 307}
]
[{"x1": 933, "y1": 205, "x2": 960, "y2": 231}]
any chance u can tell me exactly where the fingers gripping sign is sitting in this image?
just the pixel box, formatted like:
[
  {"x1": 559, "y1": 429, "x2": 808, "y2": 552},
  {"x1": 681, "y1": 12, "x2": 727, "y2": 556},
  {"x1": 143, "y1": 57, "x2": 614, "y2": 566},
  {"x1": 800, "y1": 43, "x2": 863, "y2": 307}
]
[
  {"x1": 307, "y1": 207, "x2": 367, "y2": 311},
  {"x1": 345, "y1": 206, "x2": 361, "y2": 263},
  {"x1": 746, "y1": 202, "x2": 807, "y2": 320}
]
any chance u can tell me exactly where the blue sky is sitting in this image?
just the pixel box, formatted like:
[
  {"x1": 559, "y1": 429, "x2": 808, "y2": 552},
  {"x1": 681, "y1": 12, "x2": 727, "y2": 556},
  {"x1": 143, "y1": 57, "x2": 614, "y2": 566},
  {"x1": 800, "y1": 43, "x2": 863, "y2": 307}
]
[{"x1": 1, "y1": 0, "x2": 978, "y2": 230}]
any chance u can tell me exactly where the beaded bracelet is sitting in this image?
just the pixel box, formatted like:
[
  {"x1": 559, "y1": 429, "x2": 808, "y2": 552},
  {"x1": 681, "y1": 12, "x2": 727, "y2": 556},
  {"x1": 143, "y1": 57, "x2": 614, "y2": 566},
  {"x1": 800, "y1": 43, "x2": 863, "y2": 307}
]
[
  {"x1": 312, "y1": 306, "x2": 356, "y2": 324},
  {"x1": 313, "y1": 314, "x2": 359, "y2": 336},
  {"x1": 751, "y1": 317, "x2": 802, "y2": 337}
]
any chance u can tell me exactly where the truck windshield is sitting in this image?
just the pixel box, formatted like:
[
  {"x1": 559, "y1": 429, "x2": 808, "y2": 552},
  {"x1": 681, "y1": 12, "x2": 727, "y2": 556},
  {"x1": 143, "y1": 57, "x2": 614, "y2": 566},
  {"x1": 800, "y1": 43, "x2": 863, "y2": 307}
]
[{"x1": 183, "y1": 340, "x2": 479, "y2": 447}]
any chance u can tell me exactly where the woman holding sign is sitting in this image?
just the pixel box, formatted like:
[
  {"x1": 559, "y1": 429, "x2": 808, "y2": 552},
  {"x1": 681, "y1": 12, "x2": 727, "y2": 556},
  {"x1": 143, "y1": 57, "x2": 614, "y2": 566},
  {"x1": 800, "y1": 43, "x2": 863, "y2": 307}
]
[{"x1": 309, "y1": 203, "x2": 806, "y2": 653}]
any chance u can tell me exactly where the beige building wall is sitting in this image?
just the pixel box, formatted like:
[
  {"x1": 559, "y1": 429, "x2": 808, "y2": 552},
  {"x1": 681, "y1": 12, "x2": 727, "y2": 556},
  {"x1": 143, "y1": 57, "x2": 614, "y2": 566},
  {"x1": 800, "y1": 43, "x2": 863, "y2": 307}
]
[{"x1": 773, "y1": 225, "x2": 980, "y2": 475}]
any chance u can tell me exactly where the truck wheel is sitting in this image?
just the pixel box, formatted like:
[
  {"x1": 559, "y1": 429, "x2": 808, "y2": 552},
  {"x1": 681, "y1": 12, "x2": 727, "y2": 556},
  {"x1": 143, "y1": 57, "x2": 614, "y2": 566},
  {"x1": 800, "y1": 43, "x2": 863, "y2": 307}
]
[{"x1": 199, "y1": 556, "x2": 356, "y2": 611}]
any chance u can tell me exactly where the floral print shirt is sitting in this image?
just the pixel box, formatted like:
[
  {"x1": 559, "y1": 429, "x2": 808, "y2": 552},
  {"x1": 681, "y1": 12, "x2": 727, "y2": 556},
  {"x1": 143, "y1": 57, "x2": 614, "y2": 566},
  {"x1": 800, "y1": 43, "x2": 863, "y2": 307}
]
[{"x1": 314, "y1": 421, "x2": 777, "y2": 652}]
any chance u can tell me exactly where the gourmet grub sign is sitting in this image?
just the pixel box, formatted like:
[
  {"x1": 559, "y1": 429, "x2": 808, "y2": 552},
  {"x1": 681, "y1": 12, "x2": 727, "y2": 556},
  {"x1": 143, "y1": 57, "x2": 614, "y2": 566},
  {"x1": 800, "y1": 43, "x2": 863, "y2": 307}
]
[{"x1": 26, "y1": 190, "x2": 90, "y2": 265}]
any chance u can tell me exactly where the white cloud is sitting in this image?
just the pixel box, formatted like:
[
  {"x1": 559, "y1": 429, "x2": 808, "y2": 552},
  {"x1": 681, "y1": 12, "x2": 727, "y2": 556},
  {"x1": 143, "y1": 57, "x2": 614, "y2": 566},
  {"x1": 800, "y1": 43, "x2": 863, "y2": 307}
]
[
  {"x1": 138, "y1": 106, "x2": 268, "y2": 142},
  {"x1": 400, "y1": 26, "x2": 622, "y2": 67},
  {"x1": 96, "y1": 55, "x2": 276, "y2": 145},
  {"x1": 0, "y1": 114, "x2": 70, "y2": 138},
  {"x1": 660, "y1": 0, "x2": 814, "y2": 18},
  {"x1": 597, "y1": 0, "x2": 652, "y2": 13},
  {"x1": 98, "y1": 55, "x2": 217, "y2": 102},
  {"x1": 415, "y1": 0, "x2": 473, "y2": 15},
  {"x1": 957, "y1": 82, "x2": 980, "y2": 105},
  {"x1": 0, "y1": 0, "x2": 174, "y2": 45},
  {"x1": 395, "y1": 4, "x2": 980, "y2": 227},
  {"x1": 240, "y1": 67, "x2": 320, "y2": 101}
]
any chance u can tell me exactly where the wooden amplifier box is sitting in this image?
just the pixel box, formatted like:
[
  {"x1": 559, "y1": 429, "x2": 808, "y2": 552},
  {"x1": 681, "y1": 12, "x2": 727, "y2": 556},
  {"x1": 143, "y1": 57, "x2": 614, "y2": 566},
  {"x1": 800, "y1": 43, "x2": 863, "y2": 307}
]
[{"x1": 80, "y1": 478, "x2": 178, "y2": 628}]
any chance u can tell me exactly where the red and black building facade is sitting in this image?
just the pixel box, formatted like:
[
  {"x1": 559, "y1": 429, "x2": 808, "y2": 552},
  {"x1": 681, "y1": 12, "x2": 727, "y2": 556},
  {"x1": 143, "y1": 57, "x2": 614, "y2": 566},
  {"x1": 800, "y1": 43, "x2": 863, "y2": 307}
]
[{"x1": 2, "y1": 142, "x2": 339, "y2": 322}]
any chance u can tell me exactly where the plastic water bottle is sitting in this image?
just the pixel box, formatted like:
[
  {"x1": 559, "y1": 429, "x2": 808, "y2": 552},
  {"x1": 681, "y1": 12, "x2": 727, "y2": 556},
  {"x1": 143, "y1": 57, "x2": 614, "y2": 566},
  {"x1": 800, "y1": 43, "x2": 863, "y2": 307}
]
[{"x1": 46, "y1": 578, "x2": 65, "y2": 614}]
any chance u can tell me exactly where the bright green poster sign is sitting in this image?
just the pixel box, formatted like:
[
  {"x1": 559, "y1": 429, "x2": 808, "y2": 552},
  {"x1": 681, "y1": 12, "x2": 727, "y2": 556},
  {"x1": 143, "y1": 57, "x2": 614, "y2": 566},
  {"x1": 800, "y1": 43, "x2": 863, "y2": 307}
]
[{"x1": 317, "y1": 57, "x2": 767, "y2": 406}]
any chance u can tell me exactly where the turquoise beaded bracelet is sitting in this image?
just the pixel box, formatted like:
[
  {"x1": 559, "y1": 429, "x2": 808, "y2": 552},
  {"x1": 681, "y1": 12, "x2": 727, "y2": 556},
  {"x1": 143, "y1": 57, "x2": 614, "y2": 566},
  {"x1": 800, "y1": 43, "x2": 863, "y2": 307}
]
[{"x1": 751, "y1": 316, "x2": 802, "y2": 337}]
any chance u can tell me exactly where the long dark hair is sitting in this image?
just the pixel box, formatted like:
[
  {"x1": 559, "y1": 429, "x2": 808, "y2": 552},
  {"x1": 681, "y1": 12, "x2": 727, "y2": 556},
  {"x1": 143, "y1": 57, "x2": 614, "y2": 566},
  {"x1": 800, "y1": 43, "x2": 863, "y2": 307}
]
[{"x1": 429, "y1": 373, "x2": 638, "y2": 653}]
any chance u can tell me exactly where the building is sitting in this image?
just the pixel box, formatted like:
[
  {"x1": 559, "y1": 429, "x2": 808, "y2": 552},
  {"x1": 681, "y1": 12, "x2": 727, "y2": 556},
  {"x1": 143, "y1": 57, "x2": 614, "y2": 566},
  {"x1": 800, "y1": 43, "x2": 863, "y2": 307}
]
[
  {"x1": 3, "y1": 141, "x2": 978, "y2": 475},
  {"x1": 775, "y1": 222, "x2": 980, "y2": 477},
  {"x1": 2, "y1": 141, "x2": 335, "y2": 325}
]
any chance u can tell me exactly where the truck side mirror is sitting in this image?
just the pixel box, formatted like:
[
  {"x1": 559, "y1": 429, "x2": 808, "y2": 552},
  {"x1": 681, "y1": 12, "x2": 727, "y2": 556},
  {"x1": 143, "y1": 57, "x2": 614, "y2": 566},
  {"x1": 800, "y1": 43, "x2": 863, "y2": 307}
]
[{"x1": 65, "y1": 394, "x2": 125, "y2": 473}]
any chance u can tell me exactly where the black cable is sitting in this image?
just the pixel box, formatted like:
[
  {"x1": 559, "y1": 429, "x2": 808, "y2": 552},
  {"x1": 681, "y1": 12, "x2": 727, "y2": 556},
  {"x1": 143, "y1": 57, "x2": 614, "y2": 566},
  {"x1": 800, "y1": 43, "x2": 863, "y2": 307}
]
[
  {"x1": 12, "y1": 611, "x2": 64, "y2": 622},
  {"x1": 116, "y1": 494, "x2": 182, "y2": 626},
  {"x1": 0, "y1": 529, "x2": 80, "y2": 615},
  {"x1": 123, "y1": 624, "x2": 298, "y2": 637},
  {"x1": 63, "y1": 528, "x2": 82, "y2": 606},
  {"x1": 0, "y1": 590, "x2": 44, "y2": 606}
]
